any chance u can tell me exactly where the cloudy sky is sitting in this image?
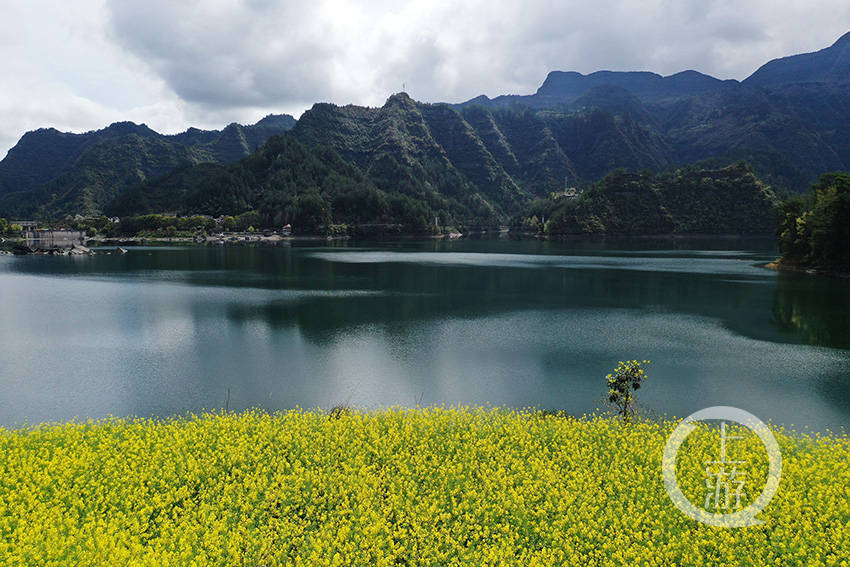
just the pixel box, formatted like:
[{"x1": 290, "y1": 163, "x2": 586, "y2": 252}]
[{"x1": 2, "y1": 0, "x2": 849, "y2": 157}]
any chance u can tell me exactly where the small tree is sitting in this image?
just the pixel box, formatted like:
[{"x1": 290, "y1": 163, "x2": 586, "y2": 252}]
[{"x1": 606, "y1": 360, "x2": 650, "y2": 422}]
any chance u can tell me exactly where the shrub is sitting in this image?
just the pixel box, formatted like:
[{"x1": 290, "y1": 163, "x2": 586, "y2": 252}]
[{"x1": 606, "y1": 359, "x2": 650, "y2": 422}]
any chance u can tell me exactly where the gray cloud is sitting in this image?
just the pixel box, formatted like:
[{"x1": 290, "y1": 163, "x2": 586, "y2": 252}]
[
  {"x1": 2, "y1": 0, "x2": 849, "y2": 157},
  {"x1": 104, "y1": 0, "x2": 850, "y2": 107}
]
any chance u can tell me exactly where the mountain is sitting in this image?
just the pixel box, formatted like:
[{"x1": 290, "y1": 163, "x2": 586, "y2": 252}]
[
  {"x1": 2, "y1": 33, "x2": 849, "y2": 226},
  {"x1": 0, "y1": 122, "x2": 159, "y2": 196},
  {"x1": 111, "y1": 135, "x2": 453, "y2": 234},
  {"x1": 519, "y1": 163, "x2": 780, "y2": 236},
  {"x1": 745, "y1": 32, "x2": 850, "y2": 88},
  {"x1": 112, "y1": 95, "x2": 779, "y2": 235},
  {"x1": 454, "y1": 32, "x2": 850, "y2": 191},
  {"x1": 0, "y1": 114, "x2": 295, "y2": 216},
  {"x1": 288, "y1": 91, "x2": 689, "y2": 209},
  {"x1": 454, "y1": 70, "x2": 731, "y2": 112},
  {"x1": 114, "y1": 133, "x2": 778, "y2": 236}
]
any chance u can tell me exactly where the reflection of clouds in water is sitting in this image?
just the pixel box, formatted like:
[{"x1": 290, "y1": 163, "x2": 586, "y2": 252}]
[
  {"x1": 259, "y1": 308, "x2": 849, "y2": 429},
  {"x1": 394, "y1": 310, "x2": 850, "y2": 428},
  {"x1": 138, "y1": 310, "x2": 195, "y2": 353},
  {"x1": 307, "y1": 251, "x2": 775, "y2": 277},
  {"x1": 2, "y1": 245, "x2": 846, "y2": 431}
]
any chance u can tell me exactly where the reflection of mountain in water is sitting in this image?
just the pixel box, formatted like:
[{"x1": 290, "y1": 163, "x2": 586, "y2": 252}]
[
  {"x1": 772, "y1": 272, "x2": 850, "y2": 351},
  {"x1": 217, "y1": 247, "x2": 788, "y2": 347},
  {"x1": 3, "y1": 242, "x2": 849, "y2": 427},
  {"x1": 9, "y1": 241, "x2": 847, "y2": 353}
]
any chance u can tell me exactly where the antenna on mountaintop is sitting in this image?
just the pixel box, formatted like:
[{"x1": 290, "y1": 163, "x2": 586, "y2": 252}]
[{"x1": 403, "y1": 82, "x2": 406, "y2": 92}]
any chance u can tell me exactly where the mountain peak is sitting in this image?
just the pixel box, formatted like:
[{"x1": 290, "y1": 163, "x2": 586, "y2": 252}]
[
  {"x1": 385, "y1": 92, "x2": 413, "y2": 105},
  {"x1": 254, "y1": 114, "x2": 296, "y2": 129},
  {"x1": 745, "y1": 33, "x2": 850, "y2": 87},
  {"x1": 535, "y1": 69, "x2": 722, "y2": 102},
  {"x1": 103, "y1": 121, "x2": 156, "y2": 137}
]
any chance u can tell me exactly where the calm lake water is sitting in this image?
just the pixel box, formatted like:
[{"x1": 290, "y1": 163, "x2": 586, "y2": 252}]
[{"x1": 1, "y1": 238, "x2": 848, "y2": 431}]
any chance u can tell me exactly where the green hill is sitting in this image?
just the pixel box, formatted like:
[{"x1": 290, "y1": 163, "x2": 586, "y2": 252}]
[
  {"x1": 776, "y1": 172, "x2": 850, "y2": 272},
  {"x1": 516, "y1": 163, "x2": 780, "y2": 236},
  {"x1": 111, "y1": 135, "x2": 450, "y2": 234},
  {"x1": 0, "y1": 115, "x2": 295, "y2": 217}
]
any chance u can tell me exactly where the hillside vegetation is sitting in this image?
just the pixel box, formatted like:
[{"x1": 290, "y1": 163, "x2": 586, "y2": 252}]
[
  {"x1": 514, "y1": 163, "x2": 780, "y2": 236},
  {"x1": 0, "y1": 408, "x2": 846, "y2": 566},
  {"x1": 2, "y1": 33, "x2": 849, "y2": 230},
  {"x1": 457, "y1": 32, "x2": 850, "y2": 192},
  {"x1": 0, "y1": 115, "x2": 295, "y2": 217},
  {"x1": 111, "y1": 136, "x2": 447, "y2": 234},
  {"x1": 777, "y1": 172, "x2": 850, "y2": 272}
]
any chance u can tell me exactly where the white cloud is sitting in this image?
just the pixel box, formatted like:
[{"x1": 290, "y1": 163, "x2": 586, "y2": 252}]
[
  {"x1": 102, "y1": 0, "x2": 850, "y2": 106},
  {"x1": 2, "y1": 0, "x2": 849, "y2": 157}
]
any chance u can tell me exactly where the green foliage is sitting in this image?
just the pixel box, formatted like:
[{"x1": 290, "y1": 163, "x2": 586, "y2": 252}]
[
  {"x1": 531, "y1": 163, "x2": 779, "y2": 236},
  {"x1": 111, "y1": 136, "x2": 450, "y2": 235},
  {"x1": 113, "y1": 214, "x2": 216, "y2": 237},
  {"x1": 0, "y1": 117, "x2": 295, "y2": 217},
  {"x1": 6, "y1": 82, "x2": 841, "y2": 235},
  {"x1": 606, "y1": 359, "x2": 650, "y2": 422},
  {"x1": 70, "y1": 216, "x2": 117, "y2": 236},
  {"x1": 0, "y1": 218, "x2": 23, "y2": 236},
  {"x1": 234, "y1": 211, "x2": 260, "y2": 232},
  {"x1": 0, "y1": 218, "x2": 24, "y2": 236},
  {"x1": 776, "y1": 172, "x2": 850, "y2": 270}
]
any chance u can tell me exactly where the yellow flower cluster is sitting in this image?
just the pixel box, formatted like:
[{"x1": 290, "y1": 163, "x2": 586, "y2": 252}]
[{"x1": 0, "y1": 409, "x2": 847, "y2": 566}]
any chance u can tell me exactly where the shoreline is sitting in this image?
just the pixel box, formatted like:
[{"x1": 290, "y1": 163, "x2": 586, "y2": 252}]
[
  {"x1": 1, "y1": 231, "x2": 783, "y2": 254},
  {"x1": 763, "y1": 259, "x2": 850, "y2": 278}
]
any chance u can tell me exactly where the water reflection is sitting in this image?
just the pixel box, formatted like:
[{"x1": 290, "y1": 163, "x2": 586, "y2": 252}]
[
  {"x1": 772, "y1": 272, "x2": 850, "y2": 350},
  {"x1": 1, "y1": 239, "x2": 848, "y2": 430}
]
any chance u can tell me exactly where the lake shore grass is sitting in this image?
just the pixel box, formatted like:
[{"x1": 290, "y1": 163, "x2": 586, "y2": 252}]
[{"x1": 0, "y1": 408, "x2": 847, "y2": 566}]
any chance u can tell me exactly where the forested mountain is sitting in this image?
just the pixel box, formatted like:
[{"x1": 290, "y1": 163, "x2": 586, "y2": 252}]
[
  {"x1": 515, "y1": 163, "x2": 780, "y2": 236},
  {"x1": 1, "y1": 32, "x2": 848, "y2": 230},
  {"x1": 110, "y1": 135, "x2": 450, "y2": 234},
  {"x1": 113, "y1": 134, "x2": 777, "y2": 236},
  {"x1": 0, "y1": 115, "x2": 295, "y2": 217},
  {"x1": 456, "y1": 32, "x2": 850, "y2": 191}
]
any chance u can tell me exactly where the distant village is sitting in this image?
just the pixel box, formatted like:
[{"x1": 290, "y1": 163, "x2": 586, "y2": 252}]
[{"x1": 0, "y1": 213, "x2": 296, "y2": 255}]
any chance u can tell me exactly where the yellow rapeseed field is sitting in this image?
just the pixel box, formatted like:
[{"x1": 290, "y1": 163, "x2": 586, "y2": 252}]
[{"x1": 0, "y1": 408, "x2": 847, "y2": 566}]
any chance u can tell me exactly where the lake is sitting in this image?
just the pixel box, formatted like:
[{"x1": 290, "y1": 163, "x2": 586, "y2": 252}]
[{"x1": 1, "y1": 238, "x2": 848, "y2": 431}]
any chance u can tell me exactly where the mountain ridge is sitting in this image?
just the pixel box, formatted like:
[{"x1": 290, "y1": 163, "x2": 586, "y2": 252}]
[
  {"x1": 744, "y1": 33, "x2": 850, "y2": 88},
  {"x1": 2, "y1": 33, "x2": 849, "y2": 221},
  {"x1": 0, "y1": 114, "x2": 295, "y2": 216}
]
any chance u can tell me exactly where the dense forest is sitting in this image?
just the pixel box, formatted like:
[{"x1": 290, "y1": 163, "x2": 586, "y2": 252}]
[
  {"x1": 776, "y1": 172, "x2": 850, "y2": 271},
  {"x1": 0, "y1": 116, "x2": 295, "y2": 218},
  {"x1": 513, "y1": 163, "x2": 780, "y2": 236},
  {"x1": 109, "y1": 136, "x2": 450, "y2": 235},
  {"x1": 108, "y1": 136, "x2": 785, "y2": 237}
]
